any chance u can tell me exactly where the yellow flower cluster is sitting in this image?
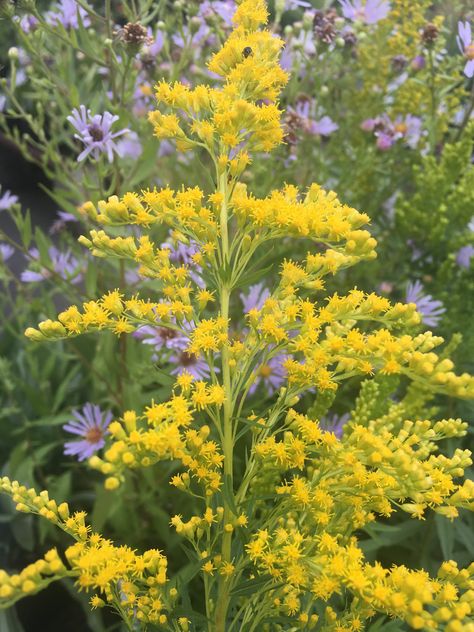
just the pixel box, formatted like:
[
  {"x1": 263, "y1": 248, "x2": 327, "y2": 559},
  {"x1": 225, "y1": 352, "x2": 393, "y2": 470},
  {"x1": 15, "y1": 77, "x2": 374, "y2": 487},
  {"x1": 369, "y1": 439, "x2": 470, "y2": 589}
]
[
  {"x1": 0, "y1": 478, "x2": 177, "y2": 626},
  {"x1": 187, "y1": 317, "x2": 228, "y2": 355},
  {"x1": 89, "y1": 386, "x2": 224, "y2": 494},
  {"x1": 247, "y1": 407, "x2": 474, "y2": 628},
  {"x1": 148, "y1": 0, "x2": 287, "y2": 156},
  {"x1": 81, "y1": 187, "x2": 219, "y2": 243},
  {"x1": 243, "y1": 288, "x2": 474, "y2": 397},
  {"x1": 232, "y1": 183, "x2": 377, "y2": 263},
  {"x1": 25, "y1": 291, "x2": 195, "y2": 340},
  {"x1": 0, "y1": 548, "x2": 68, "y2": 606},
  {"x1": 247, "y1": 524, "x2": 474, "y2": 631}
]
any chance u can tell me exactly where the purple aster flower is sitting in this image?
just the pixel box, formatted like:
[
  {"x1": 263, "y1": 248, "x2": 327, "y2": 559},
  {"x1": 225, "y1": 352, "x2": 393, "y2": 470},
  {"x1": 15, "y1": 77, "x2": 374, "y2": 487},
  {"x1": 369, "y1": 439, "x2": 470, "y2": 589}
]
[
  {"x1": 411, "y1": 55, "x2": 426, "y2": 71},
  {"x1": 393, "y1": 114, "x2": 422, "y2": 148},
  {"x1": 199, "y1": 1, "x2": 236, "y2": 26},
  {"x1": 0, "y1": 189, "x2": 19, "y2": 210},
  {"x1": 320, "y1": 413, "x2": 350, "y2": 438},
  {"x1": 149, "y1": 29, "x2": 165, "y2": 56},
  {"x1": 67, "y1": 105, "x2": 129, "y2": 163},
  {"x1": 21, "y1": 246, "x2": 83, "y2": 284},
  {"x1": 457, "y1": 21, "x2": 474, "y2": 79},
  {"x1": 288, "y1": 100, "x2": 338, "y2": 140},
  {"x1": 172, "y1": 23, "x2": 210, "y2": 50},
  {"x1": 134, "y1": 324, "x2": 188, "y2": 351},
  {"x1": 240, "y1": 282, "x2": 270, "y2": 313},
  {"x1": 132, "y1": 78, "x2": 154, "y2": 117},
  {"x1": 280, "y1": 31, "x2": 316, "y2": 71},
  {"x1": 456, "y1": 245, "x2": 474, "y2": 269},
  {"x1": 376, "y1": 132, "x2": 395, "y2": 151},
  {"x1": 339, "y1": 0, "x2": 391, "y2": 25},
  {"x1": 49, "y1": 210, "x2": 79, "y2": 234},
  {"x1": 47, "y1": 0, "x2": 90, "y2": 30},
  {"x1": 361, "y1": 118, "x2": 377, "y2": 132},
  {"x1": 366, "y1": 113, "x2": 422, "y2": 150},
  {"x1": 169, "y1": 351, "x2": 211, "y2": 380},
  {"x1": 0, "y1": 244, "x2": 14, "y2": 261},
  {"x1": 63, "y1": 403, "x2": 112, "y2": 461},
  {"x1": 161, "y1": 238, "x2": 200, "y2": 266},
  {"x1": 249, "y1": 353, "x2": 288, "y2": 395},
  {"x1": 405, "y1": 281, "x2": 445, "y2": 328},
  {"x1": 310, "y1": 115, "x2": 339, "y2": 136},
  {"x1": 116, "y1": 131, "x2": 142, "y2": 160},
  {"x1": 18, "y1": 14, "x2": 39, "y2": 33},
  {"x1": 0, "y1": 95, "x2": 5, "y2": 112}
]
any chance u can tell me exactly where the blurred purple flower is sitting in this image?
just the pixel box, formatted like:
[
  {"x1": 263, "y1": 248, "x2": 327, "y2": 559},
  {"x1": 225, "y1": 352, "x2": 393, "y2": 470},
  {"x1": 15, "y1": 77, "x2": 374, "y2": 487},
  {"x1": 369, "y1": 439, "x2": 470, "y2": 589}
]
[
  {"x1": 364, "y1": 113, "x2": 421, "y2": 149},
  {"x1": 411, "y1": 55, "x2": 426, "y2": 71},
  {"x1": 117, "y1": 131, "x2": 143, "y2": 160},
  {"x1": 134, "y1": 324, "x2": 188, "y2": 351},
  {"x1": 49, "y1": 210, "x2": 78, "y2": 234},
  {"x1": 199, "y1": 1, "x2": 236, "y2": 26},
  {"x1": 132, "y1": 78, "x2": 154, "y2": 117},
  {"x1": 173, "y1": 23, "x2": 210, "y2": 49},
  {"x1": 405, "y1": 281, "x2": 445, "y2": 327},
  {"x1": 339, "y1": 0, "x2": 391, "y2": 24},
  {"x1": 63, "y1": 403, "x2": 112, "y2": 461},
  {"x1": 161, "y1": 239, "x2": 200, "y2": 266},
  {"x1": 21, "y1": 246, "x2": 83, "y2": 284},
  {"x1": 456, "y1": 245, "x2": 474, "y2": 269},
  {"x1": 67, "y1": 105, "x2": 129, "y2": 162},
  {"x1": 149, "y1": 29, "x2": 165, "y2": 56},
  {"x1": 47, "y1": 0, "x2": 90, "y2": 29},
  {"x1": 0, "y1": 244, "x2": 14, "y2": 261},
  {"x1": 280, "y1": 31, "x2": 316, "y2": 71},
  {"x1": 249, "y1": 354, "x2": 288, "y2": 395},
  {"x1": 376, "y1": 132, "x2": 395, "y2": 151},
  {"x1": 240, "y1": 282, "x2": 270, "y2": 313},
  {"x1": 320, "y1": 413, "x2": 350, "y2": 438},
  {"x1": 169, "y1": 351, "x2": 211, "y2": 380},
  {"x1": 394, "y1": 114, "x2": 422, "y2": 148},
  {"x1": 0, "y1": 190, "x2": 19, "y2": 210},
  {"x1": 457, "y1": 21, "x2": 474, "y2": 79},
  {"x1": 19, "y1": 14, "x2": 39, "y2": 33},
  {"x1": 0, "y1": 96, "x2": 5, "y2": 112},
  {"x1": 311, "y1": 115, "x2": 339, "y2": 136},
  {"x1": 288, "y1": 100, "x2": 338, "y2": 139}
]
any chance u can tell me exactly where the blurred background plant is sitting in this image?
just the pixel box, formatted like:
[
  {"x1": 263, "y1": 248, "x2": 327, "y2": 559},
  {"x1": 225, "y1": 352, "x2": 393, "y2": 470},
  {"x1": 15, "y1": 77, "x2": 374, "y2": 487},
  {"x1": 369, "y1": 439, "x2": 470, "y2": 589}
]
[{"x1": 0, "y1": 0, "x2": 473, "y2": 630}]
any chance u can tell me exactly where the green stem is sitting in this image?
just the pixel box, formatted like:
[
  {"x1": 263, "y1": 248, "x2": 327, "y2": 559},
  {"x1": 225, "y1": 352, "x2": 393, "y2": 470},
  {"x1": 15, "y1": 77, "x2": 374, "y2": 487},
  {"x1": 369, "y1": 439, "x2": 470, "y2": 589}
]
[
  {"x1": 427, "y1": 47, "x2": 438, "y2": 154},
  {"x1": 215, "y1": 171, "x2": 233, "y2": 632}
]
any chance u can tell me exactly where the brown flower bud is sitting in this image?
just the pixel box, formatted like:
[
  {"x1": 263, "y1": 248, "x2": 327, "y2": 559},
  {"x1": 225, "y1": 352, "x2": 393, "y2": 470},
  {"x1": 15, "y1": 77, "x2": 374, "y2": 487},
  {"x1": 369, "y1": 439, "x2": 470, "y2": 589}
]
[{"x1": 421, "y1": 23, "x2": 439, "y2": 45}]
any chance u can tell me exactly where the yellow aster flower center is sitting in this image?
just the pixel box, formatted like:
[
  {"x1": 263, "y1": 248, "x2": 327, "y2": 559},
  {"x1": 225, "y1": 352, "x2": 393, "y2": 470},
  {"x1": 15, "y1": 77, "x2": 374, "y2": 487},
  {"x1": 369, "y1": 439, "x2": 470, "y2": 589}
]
[
  {"x1": 394, "y1": 122, "x2": 407, "y2": 135},
  {"x1": 465, "y1": 43, "x2": 474, "y2": 60},
  {"x1": 259, "y1": 364, "x2": 272, "y2": 378},
  {"x1": 85, "y1": 428, "x2": 104, "y2": 444}
]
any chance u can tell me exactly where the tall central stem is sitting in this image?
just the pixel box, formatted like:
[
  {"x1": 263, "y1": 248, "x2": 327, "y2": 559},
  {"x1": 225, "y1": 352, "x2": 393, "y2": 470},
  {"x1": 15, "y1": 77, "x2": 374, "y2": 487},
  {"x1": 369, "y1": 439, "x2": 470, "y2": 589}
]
[{"x1": 215, "y1": 171, "x2": 234, "y2": 631}]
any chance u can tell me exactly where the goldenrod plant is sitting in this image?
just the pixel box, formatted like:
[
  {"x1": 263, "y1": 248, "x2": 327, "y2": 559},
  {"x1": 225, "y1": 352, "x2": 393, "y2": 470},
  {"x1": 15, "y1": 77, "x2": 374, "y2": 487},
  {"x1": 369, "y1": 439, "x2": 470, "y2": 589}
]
[{"x1": 2, "y1": 1, "x2": 474, "y2": 630}]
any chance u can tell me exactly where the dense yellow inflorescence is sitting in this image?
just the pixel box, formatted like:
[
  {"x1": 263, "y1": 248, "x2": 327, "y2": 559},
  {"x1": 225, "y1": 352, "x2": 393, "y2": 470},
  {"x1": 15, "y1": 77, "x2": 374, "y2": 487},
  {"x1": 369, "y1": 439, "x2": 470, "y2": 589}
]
[
  {"x1": 0, "y1": 478, "x2": 178, "y2": 626},
  {"x1": 88, "y1": 381, "x2": 225, "y2": 493},
  {"x1": 6, "y1": 1, "x2": 474, "y2": 630}
]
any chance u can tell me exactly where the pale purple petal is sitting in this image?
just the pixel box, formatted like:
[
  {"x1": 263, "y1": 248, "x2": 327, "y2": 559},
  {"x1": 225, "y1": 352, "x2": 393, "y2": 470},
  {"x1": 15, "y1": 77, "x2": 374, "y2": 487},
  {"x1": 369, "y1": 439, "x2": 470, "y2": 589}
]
[{"x1": 63, "y1": 403, "x2": 112, "y2": 461}]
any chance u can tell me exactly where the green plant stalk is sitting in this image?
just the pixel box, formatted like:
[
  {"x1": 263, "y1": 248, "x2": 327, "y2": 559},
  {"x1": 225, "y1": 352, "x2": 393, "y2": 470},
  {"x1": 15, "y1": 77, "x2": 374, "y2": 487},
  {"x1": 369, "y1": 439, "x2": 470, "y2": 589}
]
[{"x1": 214, "y1": 170, "x2": 234, "y2": 632}]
